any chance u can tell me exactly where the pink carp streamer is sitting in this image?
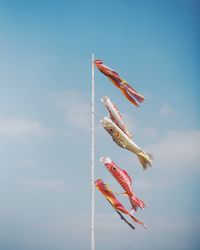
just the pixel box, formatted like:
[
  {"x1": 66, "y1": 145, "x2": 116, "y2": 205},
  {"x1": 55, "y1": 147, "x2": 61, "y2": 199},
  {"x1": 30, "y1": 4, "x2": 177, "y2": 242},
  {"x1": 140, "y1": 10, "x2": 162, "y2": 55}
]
[
  {"x1": 101, "y1": 96, "x2": 132, "y2": 139},
  {"x1": 95, "y1": 179, "x2": 147, "y2": 230},
  {"x1": 94, "y1": 59, "x2": 145, "y2": 107}
]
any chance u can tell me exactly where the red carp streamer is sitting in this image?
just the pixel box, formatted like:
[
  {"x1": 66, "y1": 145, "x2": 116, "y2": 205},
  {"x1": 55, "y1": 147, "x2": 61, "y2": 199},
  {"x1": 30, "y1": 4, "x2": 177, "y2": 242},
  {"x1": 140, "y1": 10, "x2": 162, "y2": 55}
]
[{"x1": 100, "y1": 156, "x2": 146, "y2": 212}]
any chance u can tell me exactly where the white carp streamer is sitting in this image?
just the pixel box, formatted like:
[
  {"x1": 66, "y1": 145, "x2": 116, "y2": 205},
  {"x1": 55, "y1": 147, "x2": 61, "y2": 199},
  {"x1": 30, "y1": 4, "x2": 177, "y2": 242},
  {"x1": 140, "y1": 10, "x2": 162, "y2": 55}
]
[{"x1": 101, "y1": 117, "x2": 153, "y2": 170}]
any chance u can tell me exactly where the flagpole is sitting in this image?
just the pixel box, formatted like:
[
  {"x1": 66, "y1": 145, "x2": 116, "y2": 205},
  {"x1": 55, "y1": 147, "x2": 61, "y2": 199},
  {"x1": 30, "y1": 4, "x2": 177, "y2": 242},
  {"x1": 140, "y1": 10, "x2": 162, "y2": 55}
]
[{"x1": 91, "y1": 53, "x2": 95, "y2": 250}]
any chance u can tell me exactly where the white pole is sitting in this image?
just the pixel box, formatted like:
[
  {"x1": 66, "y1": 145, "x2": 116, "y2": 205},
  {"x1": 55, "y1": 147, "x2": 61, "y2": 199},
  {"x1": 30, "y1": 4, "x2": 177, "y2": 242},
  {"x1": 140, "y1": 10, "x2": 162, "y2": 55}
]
[{"x1": 91, "y1": 53, "x2": 95, "y2": 250}]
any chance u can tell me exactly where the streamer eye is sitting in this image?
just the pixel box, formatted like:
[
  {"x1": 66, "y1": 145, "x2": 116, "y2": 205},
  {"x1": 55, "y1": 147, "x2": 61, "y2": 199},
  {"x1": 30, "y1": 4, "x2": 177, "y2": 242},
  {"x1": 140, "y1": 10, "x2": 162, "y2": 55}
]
[
  {"x1": 109, "y1": 128, "x2": 114, "y2": 133},
  {"x1": 112, "y1": 166, "x2": 116, "y2": 171}
]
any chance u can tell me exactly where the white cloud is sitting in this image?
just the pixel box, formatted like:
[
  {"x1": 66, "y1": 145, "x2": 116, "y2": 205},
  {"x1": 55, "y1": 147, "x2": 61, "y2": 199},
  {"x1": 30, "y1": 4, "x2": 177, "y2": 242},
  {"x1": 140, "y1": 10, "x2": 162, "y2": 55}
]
[
  {"x1": 19, "y1": 179, "x2": 65, "y2": 189},
  {"x1": 143, "y1": 126, "x2": 159, "y2": 138},
  {"x1": 0, "y1": 119, "x2": 52, "y2": 136},
  {"x1": 160, "y1": 104, "x2": 175, "y2": 115},
  {"x1": 53, "y1": 89, "x2": 90, "y2": 129},
  {"x1": 148, "y1": 130, "x2": 200, "y2": 169}
]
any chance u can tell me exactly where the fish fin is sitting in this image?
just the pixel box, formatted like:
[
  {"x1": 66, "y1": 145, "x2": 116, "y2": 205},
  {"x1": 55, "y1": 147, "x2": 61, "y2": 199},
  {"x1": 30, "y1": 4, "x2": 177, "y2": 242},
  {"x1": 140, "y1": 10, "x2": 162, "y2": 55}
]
[
  {"x1": 122, "y1": 192, "x2": 129, "y2": 197},
  {"x1": 114, "y1": 191, "x2": 129, "y2": 197},
  {"x1": 129, "y1": 195, "x2": 146, "y2": 211},
  {"x1": 118, "y1": 140, "x2": 127, "y2": 148},
  {"x1": 103, "y1": 183, "x2": 113, "y2": 193},
  {"x1": 122, "y1": 141, "x2": 127, "y2": 148},
  {"x1": 137, "y1": 150, "x2": 153, "y2": 170},
  {"x1": 113, "y1": 137, "x2": 127, "y2": 148},
  {"x1": 147, "y1": 152, "x2": 154, "y2": 162}
]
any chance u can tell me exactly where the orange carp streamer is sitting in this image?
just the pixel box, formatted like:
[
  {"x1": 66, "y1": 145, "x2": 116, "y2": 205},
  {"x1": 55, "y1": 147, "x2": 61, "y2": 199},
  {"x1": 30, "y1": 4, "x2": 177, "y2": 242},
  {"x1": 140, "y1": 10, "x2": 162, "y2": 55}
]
[
  {"x1": 94, "y1": 59, "x2": 145, "y2": 107},
  {"x1": 95, "y1": 179, "x2": 147, "y2": 230}
]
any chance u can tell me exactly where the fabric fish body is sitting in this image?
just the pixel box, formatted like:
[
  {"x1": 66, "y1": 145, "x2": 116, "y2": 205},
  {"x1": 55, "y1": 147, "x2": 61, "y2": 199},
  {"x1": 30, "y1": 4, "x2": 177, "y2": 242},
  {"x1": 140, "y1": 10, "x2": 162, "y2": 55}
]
[
  {"x1": 100, "y1": 117, "x2": 153, "y2": 169},
  {"x1": 101, "y1": 96, "x2": 132, "y2": 139},
  {"x1": 95, "y1": 179, "x2": 147, "y2": 229},
  {"x1": 94, "y1": 59, "x2": 145, "y2": 107},
  {"x1": 100, "y1": 157, "x2": 146, "y2": 212}
]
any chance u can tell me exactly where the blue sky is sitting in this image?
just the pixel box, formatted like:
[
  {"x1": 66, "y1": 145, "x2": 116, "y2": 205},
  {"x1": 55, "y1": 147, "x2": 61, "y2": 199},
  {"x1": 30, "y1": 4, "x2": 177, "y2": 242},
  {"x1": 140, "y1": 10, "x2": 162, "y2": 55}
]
[{"x1": 0, "y1": 0, "x2": 199, "y2": 249}]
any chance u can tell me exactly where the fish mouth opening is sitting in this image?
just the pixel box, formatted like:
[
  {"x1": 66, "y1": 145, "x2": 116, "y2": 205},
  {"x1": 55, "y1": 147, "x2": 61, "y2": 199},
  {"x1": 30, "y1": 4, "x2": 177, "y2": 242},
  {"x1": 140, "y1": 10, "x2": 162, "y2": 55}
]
[
  {"x1": 101, "y1": 96, "x2": 109, "y2": 103},
  {"x1": 94, "y1": 59, "x2": 103, "y2": 64},
  {"x1": 99, "y1": 116, "x2": 109, "y2": 125},
  {"x1": 100, "y1": 156, "x2": 112, "y2": 164},
  {"x1": 94, "y1": 179, "x2": 102, "y2": 186}
]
